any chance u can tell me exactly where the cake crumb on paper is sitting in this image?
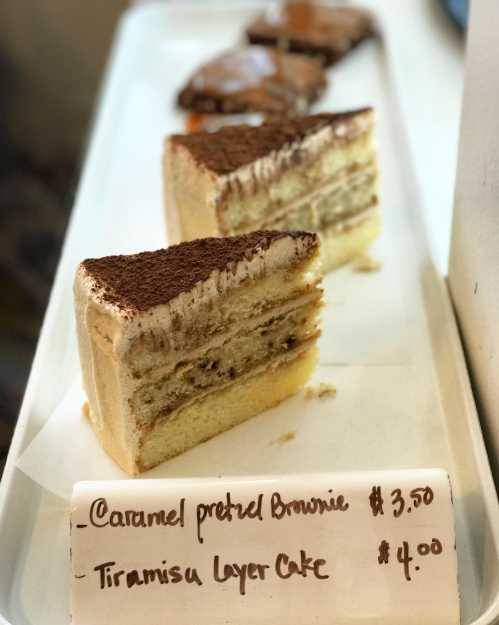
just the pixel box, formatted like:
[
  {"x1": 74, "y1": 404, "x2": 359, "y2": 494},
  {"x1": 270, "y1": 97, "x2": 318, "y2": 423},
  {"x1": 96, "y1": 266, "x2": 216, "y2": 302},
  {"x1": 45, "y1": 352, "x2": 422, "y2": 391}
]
[
  {"x1": 81, "y1": 402, "x2": 90, "y2": 418},
  {"x1": 271, "y1": 431, "x2": 296, "y2": 446},
  {"x1": 304, "y1": 382, "x2": 337, "y2": 400},
  {"x1": 353, "y1": 253, "x2": 381, "y2": 273}
]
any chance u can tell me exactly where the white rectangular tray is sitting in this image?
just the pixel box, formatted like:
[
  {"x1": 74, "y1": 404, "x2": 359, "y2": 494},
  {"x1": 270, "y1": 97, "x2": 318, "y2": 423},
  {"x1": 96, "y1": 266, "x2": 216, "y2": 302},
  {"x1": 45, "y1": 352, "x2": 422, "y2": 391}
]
[{"x1": 0, "y1": 3, "x2": 498, "y2": 625}]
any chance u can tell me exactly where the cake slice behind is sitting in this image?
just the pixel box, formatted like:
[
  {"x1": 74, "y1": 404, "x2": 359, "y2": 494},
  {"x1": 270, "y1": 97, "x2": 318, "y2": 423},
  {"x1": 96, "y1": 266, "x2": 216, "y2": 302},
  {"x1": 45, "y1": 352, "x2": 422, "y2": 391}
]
[{"x1": 164, "y1": 109, "x2": 380, "y2": 271}]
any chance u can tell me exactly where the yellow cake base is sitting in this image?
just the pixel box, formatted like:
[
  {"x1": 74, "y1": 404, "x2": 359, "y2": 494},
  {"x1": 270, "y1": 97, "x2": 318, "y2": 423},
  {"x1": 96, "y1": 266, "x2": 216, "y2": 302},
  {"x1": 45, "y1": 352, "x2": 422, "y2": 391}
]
[
  {"x1": 320, "y1": 210, "x2": 382, "y2": 272},
  {"x1": 136, "y1": 347, "x2": 318, "y2": 473}
]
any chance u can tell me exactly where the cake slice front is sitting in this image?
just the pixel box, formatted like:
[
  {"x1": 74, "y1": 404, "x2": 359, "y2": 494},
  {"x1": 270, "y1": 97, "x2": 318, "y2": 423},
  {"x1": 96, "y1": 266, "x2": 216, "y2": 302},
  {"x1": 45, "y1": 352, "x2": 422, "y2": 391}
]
[
  {"x1": 164, "y1": 109, "x2": 380, "y2": 271},
  {"x1": 74, "y1": 231, "x2": 322, "y2": 475}
]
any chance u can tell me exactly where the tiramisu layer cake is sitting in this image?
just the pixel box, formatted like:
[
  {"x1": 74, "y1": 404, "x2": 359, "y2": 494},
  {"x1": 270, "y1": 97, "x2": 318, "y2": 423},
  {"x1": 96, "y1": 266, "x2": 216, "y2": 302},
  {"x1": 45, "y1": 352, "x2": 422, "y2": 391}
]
[
  {"x1": 165, "y1": 108, "x2": 379, "y2": 271},
  {"x1": 74, "y1": 231, "x2": 322, "y2": 474}
]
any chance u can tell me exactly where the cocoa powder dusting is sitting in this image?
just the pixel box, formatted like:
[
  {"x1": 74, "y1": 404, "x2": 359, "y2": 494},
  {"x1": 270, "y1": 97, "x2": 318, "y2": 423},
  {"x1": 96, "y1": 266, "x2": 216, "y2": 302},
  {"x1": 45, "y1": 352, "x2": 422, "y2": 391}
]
[
  {"x1": 169, "y1": 109, "x2": 372, "y2": 175},
  {"x1": 81, "y1": 231, "x2": 317, "y2": 313}
]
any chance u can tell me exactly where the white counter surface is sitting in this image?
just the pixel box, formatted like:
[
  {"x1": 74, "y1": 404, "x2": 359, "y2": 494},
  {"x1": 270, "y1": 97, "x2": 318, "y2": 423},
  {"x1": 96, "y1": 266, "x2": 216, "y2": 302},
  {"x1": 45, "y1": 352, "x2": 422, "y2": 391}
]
[{"x1": 363, "y1": 0, "x2": 464, "y2": 275}]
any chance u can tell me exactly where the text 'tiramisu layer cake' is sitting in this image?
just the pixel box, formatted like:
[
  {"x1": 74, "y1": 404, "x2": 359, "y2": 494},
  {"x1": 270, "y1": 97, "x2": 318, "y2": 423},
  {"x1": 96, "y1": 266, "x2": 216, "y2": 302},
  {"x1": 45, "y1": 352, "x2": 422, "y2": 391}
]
[
  {"x1": 165, "y1": 109, "x2": 379, "y2": 271},
  {"x1": 74, "y1": 231, "x2": 322, "y2": 474}
]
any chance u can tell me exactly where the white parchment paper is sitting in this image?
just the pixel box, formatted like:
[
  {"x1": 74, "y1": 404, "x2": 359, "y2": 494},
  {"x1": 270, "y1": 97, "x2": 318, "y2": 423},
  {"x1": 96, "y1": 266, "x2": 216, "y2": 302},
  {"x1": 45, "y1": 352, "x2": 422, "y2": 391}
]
[{"x1": 16, "y1": 354, "x2": 450, "y2": 502}]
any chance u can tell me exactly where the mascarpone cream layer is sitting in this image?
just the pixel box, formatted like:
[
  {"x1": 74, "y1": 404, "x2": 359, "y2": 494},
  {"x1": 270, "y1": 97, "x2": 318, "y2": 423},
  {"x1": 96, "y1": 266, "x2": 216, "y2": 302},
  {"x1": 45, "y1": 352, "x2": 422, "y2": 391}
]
[
  {"x1": 125, "y1": 288, "x2": 322, "y2": 385},
  {"x1": 142, "y1": 336, "x2": 318, "y2": 433}
]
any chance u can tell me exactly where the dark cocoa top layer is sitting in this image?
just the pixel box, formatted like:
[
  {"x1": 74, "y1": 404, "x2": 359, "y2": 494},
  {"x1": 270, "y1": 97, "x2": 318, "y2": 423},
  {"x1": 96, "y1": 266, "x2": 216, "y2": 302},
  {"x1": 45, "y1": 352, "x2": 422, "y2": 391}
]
[
  {"x1": 170, "y1": 109, "x2": 372, "y2": 175},
  {"x1": 177, "y1": 46, "x2": 326, "y2": 115},
  {"x1": 81, "y1": 231, "x2": 318, "y2": 313},
  {"x1": 246, "y1": 3, "x2": 374, "y2": 67}
]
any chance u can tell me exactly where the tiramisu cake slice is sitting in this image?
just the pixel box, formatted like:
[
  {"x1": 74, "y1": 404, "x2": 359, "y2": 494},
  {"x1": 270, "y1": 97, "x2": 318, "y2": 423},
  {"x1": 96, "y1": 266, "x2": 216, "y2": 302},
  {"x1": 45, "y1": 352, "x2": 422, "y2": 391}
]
[
  {"x1": 246, "y1": 2, "x2": 374, "y2": 67},
  {"x1": 165, "y1": 108, "x2": 379, "y2": 271},
  {"x1": 74, "y1": 231, "x2": 322, "y2": 475}
]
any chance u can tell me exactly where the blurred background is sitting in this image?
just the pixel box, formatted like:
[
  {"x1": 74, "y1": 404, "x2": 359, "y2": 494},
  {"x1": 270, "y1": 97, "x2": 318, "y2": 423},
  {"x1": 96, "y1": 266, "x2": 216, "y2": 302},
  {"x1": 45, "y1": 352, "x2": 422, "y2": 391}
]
[
  {"x1": 0, "y1": 0, "x2": 128, "y2": 473},
  {"x1": 0, "y1": 0, "x2": 468, "y2": 475}
]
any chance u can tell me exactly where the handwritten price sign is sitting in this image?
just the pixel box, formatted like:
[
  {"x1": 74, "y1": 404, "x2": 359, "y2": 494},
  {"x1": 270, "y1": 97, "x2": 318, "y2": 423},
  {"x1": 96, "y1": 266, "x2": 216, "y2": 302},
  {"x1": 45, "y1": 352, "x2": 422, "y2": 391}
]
[{"x1": 70, "y1": 470, "x2": 459, "y2": 625}]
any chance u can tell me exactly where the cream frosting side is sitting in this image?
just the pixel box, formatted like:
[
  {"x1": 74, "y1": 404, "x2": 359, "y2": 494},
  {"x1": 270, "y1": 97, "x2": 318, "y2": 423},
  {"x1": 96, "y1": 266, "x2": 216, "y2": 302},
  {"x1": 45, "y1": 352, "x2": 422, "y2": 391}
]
[{"x1": 74, "y1": 273, "x2": 140, "y2": 474}]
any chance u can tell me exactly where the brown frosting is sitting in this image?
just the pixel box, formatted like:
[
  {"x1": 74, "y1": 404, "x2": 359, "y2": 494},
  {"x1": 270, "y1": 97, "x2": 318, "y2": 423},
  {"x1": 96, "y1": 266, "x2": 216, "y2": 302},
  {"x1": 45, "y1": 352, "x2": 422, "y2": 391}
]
[
  {"x1": 81, "y1": 231, "x2": 318, "y2": 313},
  {"x1": 246, "y1": 2, "x2": 374, "y2": 66},
  {"x1": 169, "y1": 109, "x2": 372, "y2": 175},
  {"x1": 177, "y1": 46, "x2": 326, "y2": 115}
]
